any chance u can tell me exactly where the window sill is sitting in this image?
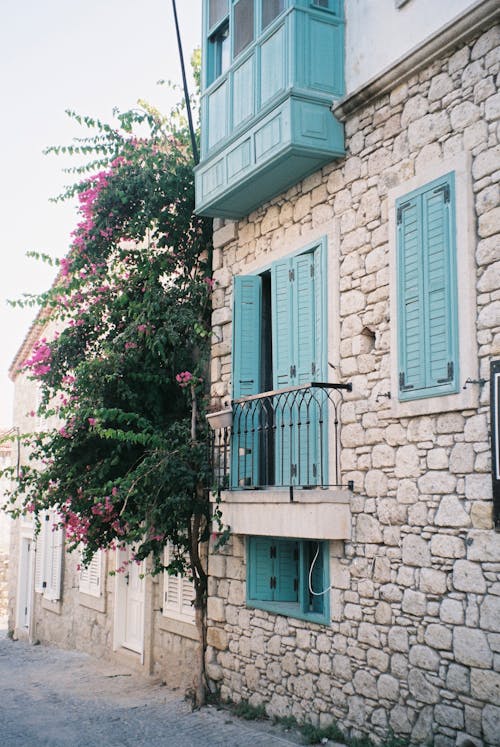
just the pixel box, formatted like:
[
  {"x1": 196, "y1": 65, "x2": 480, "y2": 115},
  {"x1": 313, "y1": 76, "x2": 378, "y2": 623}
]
[
  {"x1": 247, "y1": 599, "x2": 329, "y2": 626},
  {"x1": 388, "y1": 385, "x2": 479, "y2": 420},
  {"x1": 159, "y1": 614, "x2": 198, "y2": 641},
  {"x1": 211, "y1": 488, "x2": 351, "y2": 540},
  {"x1": 79, "y1": 591, "x2": 106, "y2": 614}
]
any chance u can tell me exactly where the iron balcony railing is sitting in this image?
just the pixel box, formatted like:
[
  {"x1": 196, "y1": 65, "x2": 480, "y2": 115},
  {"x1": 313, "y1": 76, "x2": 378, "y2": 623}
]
[{"x1": 209, "y1": 382, "x2": 352, "y2": 492}]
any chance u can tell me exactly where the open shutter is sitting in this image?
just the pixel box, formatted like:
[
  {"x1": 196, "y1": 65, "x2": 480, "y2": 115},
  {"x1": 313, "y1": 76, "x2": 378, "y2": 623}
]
[
  {"x1": 232, "y1": 275, "x2": 262, "y2": 398},
  {"x1": 34, "y1": 512, "x2": 49, "y2": 593},
  {"x1": 307, "y1": 541, "x2": 325, "y2": 614},
  {"x1": 293, "y1": 253, "x2": 316, "y2": 385},
  {"x1": 272, "y1": 258, "x2": 294, "y2": 389},
  {"x1": 232, "y1": 276, "x2": 262, "y2": 487},
  {"x1": 249, "y1": 537, "x2": 273, "y2": 601},
  {"x1": 422, "y1": 180, "x2": 457, "y2": 391},
  {"x1": 398, "y1": 196, "x2": 425, "y2": 394},
  {"x1": 45, "y1": 511, "x2": 64, "y2": 601}
]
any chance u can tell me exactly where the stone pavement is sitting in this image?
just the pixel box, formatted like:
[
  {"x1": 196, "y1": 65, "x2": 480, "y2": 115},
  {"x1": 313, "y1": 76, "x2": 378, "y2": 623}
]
[{"x1": 0, "y1": 621, "x2": 309, "y2": 747}]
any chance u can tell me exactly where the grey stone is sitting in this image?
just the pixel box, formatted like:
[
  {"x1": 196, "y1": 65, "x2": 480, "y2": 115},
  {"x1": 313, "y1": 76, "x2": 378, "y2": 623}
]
[
  {"x1": 431, "y1": 534, "x2": 466, "y2": 559},
  {"x1": 424, "y1": 623, "x2": 452, "y2": 651},
  {"x1": 434, "y1": 705, "x2": 464, "y2": 729},
  {"x1": 436, "y1": 495, "x2": 469, "y2": 530},
  {"x1": 471, "y1": 668, "x2": 500, "y2": 705},
  {"x1": 388, "y1": 626, "x2": 409, "y2": 653},
  {"x1": 402, "y1": 589, "x2": 426, "y2": 616},
  {"x1": 420, "y1": 568, "x2": 447, "y2": 595},
  {"x1": 418, "y1": 471, "x2": 457, "y2": 495},
  {"x1": 446, "y1": 663, "x2": 470, "y2": 694},
  {"x1": 409, "y1": 644, "x2": 440, "y2": 671},
  {"x1": 453, "y1": 560, "x2": 486, "y2": 593},
  {"x1": 402, "y1": 535, "x2": 431, "y2": 567},
  {"x1": 408, "y1": 668, "x2": 439, "y2": 704},
  {"x1": 411, "y1": 706, "x2": 433, "y2": 743},
  {"x1": 356, "y1": 515, "x2": 382, "y2": 543},
  {"x1": 480, "y1": 595, "x2": 500, "y2": 632},
  {"x1": 353, "y1": 669, "x2": 377, "y2": 698},
  {"x1": 483, "y1": 704, "x2": 500, "y2": 744},
  {"x1": 454, "y1": 627, "x2": 493, "y2": 668},
  {"x1": 377, "y1": 673, "x2": 399, "y2": 701},
  {"x1": 467, "y1": 529, "x2": 500, "y2": 563}
]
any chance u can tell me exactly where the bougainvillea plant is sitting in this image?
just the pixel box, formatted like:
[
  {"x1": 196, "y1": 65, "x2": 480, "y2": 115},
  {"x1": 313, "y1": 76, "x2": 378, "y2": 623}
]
[{"x1": 3, "y1": 95, "x2": 216, "y2": 703}]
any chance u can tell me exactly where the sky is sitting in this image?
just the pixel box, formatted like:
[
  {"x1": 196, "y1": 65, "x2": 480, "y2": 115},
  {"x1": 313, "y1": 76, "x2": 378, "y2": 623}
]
[{"x1": 0, "y1": 0, "x2": 202, "y2": 427}]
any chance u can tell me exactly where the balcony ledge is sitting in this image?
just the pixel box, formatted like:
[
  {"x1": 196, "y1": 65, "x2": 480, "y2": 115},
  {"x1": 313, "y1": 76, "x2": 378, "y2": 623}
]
[{"x1": 211, "y1": 487, "x2": 351, "y2": 540}]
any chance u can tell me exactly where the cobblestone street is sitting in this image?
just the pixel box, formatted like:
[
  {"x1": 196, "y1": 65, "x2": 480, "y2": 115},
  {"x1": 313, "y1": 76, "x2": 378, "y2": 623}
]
[{"x1": 0, "y1": 624, "x2": 306, "y2": 747}]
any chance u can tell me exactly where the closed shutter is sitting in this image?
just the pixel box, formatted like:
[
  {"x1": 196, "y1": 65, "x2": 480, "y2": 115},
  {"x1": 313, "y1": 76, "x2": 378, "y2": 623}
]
[
  {"x1": 79, "y1": 550, "x2": 102, "y2": 597},
  {"x1": 275, "y1": 540, "x2": 298, "y2": 602},
  {"x1": 423, "y1": 183, "x2": 457, "y2": 388},
  {"x1": 397, "y1": 174, "x2": 458, "y2": 399},
  {"x1": 45, "y1": 511, "x2": 64, "y2": 602},
  {"x1": 232, "y1": 275, "x2": 262, "y2": 487}
]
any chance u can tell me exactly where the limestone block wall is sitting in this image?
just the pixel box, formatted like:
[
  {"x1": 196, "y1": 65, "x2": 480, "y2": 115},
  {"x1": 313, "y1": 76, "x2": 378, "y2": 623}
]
[{"x1": 206, "y1": 23, "x2": 500, "y2": 747}]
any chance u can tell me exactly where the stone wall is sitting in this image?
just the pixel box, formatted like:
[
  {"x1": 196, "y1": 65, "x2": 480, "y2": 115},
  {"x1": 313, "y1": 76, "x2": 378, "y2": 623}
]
[{"x1": 206, "y1": 23, "x2": 500, "y2": 747}]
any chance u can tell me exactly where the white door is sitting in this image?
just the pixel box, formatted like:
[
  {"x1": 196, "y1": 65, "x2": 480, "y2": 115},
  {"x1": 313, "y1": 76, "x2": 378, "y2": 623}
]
[
  {"x1": 114, "y1": 547, "x2": 145, "y2": 655},
  {"x1": 17, "y1": 537, "x2": 33, "y2": 629}
]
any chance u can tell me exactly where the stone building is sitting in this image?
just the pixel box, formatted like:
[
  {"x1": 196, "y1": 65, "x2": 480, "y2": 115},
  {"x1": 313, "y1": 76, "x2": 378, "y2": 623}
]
[
  {"x1": 198, "y1": 1, "x2": 500, "y2": 745},
  {"x1": 7, "y1": 313, "x2": 200, "y2": 689},
  {"x1": 0, "y1": 433, "x2": 12, "y2": 617}
]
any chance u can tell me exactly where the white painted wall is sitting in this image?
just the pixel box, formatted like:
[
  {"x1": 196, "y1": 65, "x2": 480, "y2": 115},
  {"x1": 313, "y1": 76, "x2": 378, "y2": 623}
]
[{"x1": 344, "y1": 0, "x2": 476, "y2": 93}]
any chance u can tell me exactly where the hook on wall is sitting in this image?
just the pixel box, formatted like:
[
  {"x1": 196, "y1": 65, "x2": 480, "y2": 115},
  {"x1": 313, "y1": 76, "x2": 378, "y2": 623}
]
[{"x1": 462, "y1": 377, "x2": 488, "y2": 389}]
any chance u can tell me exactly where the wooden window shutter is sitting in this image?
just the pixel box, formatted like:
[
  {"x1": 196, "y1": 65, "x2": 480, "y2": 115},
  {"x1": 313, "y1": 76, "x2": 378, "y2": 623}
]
[
  {"x1": 163, "y1": 543, "x2": 195, "y2": 622},
  {"x1": 45, "y1": 510, "x2": 64, "y2": 602},
  {"x1": 79, "y1": 550, "x2": 102, "y2": 597},
  {"x1": 397, "y1": 174, "x2": 458, "y2": 400},
  {"x1": 34, "y1": 511, "x2": 49, "y2": 594},
  {"x1": 232, "y1": 275, "x2": 262, "y2": 399}
]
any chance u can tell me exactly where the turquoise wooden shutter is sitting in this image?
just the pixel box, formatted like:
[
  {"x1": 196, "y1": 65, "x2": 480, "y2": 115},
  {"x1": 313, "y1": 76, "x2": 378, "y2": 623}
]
[
  {"x1": 232, "y1": 275, "x2": 262, "y2": 486},
  {"x1": 397, "y1": 196, "x2": 426, "y2": 394},
  {"x1": 308, "y1": 542, "x2": 325, "y2": 614},
  {"x1": 233, "y1": 275, "x2": 262, "y2": 399},
  {"x1": 422, "y1": 180, "x2": 457, "y2": 391},
  {"x1": 271, "y1": 258, "x2": 294, "y2": 389},
  {"x1": 249, "y1": 537, "x2": 273, "y2": 601},
  {"x1": 275, "y1": 540, "x2": 299, "y2": 602},
  {"x1": 397, "y1": 175, "x2": 458, "y2": 400}
]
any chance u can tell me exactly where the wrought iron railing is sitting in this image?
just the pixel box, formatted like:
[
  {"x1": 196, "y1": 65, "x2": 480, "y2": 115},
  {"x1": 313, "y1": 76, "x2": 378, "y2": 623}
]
[{"x1": 209, "y1": 382, "x2": 352, "y2": 492}]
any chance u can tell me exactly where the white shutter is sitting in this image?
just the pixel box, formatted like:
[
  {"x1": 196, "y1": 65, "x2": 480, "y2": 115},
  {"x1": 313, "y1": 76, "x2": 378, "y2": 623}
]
[
  {"x1": 44, "y1": 510, "x2": 64, "y2": 601},
  {"x1": 163, "y1": 543, "x2": 195, "y2": 623},
  {"x1": 34, "y1": 511, "x2": 49, "y2": 593},
  {"x1": 79, "y1": 550, "x2": 102, "y2": 597}
]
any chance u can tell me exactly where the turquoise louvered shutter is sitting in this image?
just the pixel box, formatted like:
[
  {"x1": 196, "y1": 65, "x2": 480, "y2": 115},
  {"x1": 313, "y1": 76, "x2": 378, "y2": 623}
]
[
  {"x1": 397, "y1": 196, "x2": 426, "y2": 394},
  {"x1": 233, "y1": 275, "x2": 262, "y2": 399},
  {"x1": 271, "y1": 258, "x2": 294, "y2": 389},
  {"x1": 293, "y1": 253, "x2": 316, "y2": 384},
  {"x1": 275, "y1": 540, "x2": 299, "y2": 602},
  {"x1": 422, "y1": 180, "x2": 458, "y2": 391},
  {"x1": 249, "y1": 537, "x2": 273, "y2": 601},
  {"x1": 397, "y1": 174, "x2": 458, "y2": 400},
  {"x1": 232, "y1": 275, "x2": 262, "y2": 486}
]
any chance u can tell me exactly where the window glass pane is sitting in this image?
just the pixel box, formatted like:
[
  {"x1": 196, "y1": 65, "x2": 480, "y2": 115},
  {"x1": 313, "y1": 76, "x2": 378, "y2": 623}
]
[
  {"x1": 313, "y1": 0, "x2": 330, "y2": 7},
  {"x1": 234, "y1": 0, "x2": 254, "y2": 57},
  {"x1": 210, "y1": 23, "x2": 230, "y2": 82},
  {"x1": 262, "y1": 0, "x2": 285, "y2": 29},
  {"x1": 209, "y1": 0, "x2": 229, "y2": 28}
]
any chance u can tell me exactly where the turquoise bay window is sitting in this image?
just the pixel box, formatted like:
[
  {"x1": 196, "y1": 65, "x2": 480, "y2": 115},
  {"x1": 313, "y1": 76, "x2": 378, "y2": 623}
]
[
  {"x1": 247, "y1": 536, "x2": 330, "y2": 623},
  {"x1": 196, "y1": 0, "x2": 345, "y2": 217},
  {"x1": 396, "y1": 173, "x2": 459, "y2": 401}
]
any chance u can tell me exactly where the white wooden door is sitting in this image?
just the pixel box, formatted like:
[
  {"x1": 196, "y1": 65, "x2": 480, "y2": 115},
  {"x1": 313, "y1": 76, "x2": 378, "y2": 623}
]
[{"x1": 115, "y1": 547, "x2": 145, "y2": 655}]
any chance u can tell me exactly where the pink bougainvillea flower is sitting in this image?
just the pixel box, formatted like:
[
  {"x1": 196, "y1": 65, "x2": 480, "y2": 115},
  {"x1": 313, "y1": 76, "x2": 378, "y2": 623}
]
[
  {"x1": 88, "y1": 418, "x2": 96, "y2": 427},
  {"x1": 175, "y1": 371, "x2": 193, "y2": 388}
]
